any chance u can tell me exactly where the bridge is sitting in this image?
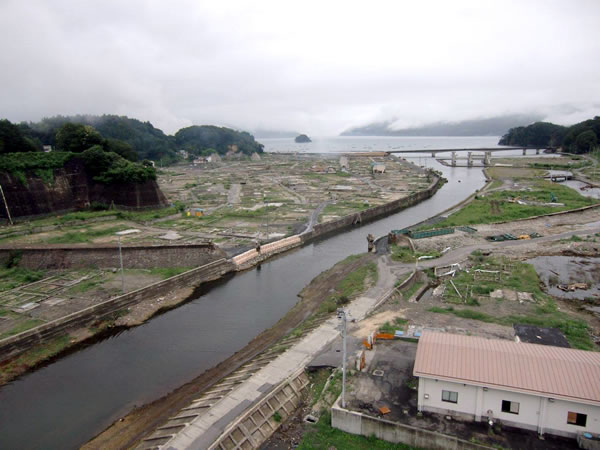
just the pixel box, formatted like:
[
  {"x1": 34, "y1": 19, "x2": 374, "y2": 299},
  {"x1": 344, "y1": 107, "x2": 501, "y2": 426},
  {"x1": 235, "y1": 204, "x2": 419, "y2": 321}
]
[
  {"x1": 386, "y1": 146, "x2": 556, "y2": 156},
  {"x1": 387, "y1": 146, "x2": 557, "y2": 167}
]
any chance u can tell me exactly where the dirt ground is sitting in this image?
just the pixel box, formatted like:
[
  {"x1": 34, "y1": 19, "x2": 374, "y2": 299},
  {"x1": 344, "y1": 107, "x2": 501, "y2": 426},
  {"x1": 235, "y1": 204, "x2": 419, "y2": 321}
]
[{"x1": 83, "y1": 253, "x2": 376, "y2": 449}]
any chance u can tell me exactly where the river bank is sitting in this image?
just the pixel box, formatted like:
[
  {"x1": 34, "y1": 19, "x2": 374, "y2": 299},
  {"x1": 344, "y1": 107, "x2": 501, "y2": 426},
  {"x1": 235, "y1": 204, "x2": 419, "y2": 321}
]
[
  {"x1": 84, "y1": 253, "x2": 378, "y2": 449},
  {"x1": 0, "y1": 166, "x2": 441, "y2": 385},
  {"x1": 0, "y1": 151, "x2": 486, "y2": 450}
]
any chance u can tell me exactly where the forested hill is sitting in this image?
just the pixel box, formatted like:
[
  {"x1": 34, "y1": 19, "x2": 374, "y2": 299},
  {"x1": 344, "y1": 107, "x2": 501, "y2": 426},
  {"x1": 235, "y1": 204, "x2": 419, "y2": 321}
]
[
  {"x1": 15, "y1": 115, "x2": 264, "y2": 163},
  {"x1": 175, "y1": 125, "x2": 263, "y2": 156},
  {"x1": 499, "y1": 116, "x2": 600, "y2": 154}
]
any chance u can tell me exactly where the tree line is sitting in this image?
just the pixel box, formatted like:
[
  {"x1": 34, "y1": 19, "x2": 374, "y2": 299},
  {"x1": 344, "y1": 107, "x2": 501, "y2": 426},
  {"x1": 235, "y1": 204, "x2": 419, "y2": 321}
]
[
  {"x1": 499, "y1": 116, "x2": 600, "y2": 154},
  {"x1": 0, "y1": 114, "x2": 264, "y2": 163}
]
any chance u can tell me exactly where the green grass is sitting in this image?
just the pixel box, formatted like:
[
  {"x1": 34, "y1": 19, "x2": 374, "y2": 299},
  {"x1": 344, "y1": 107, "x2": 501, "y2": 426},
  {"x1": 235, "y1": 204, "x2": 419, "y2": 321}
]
[
  {"x1": 337, "y1": 262, "x2": 378, "y2": 299},
  {"x1": 427, "y1": 253, "x2": 596, "y2": 350},
  {"x1": 402, "y1": 281, "x2": 424, "y2": 300},
  {"x1": 67, "y1": 278, "x2": 102, "y2": 294},
  {"x1": 429, "y1": 182, "x2": 596, "y2": 228},
  {"x1": 390, "y1": 244, "x2": 441, "y2": 263},
  {"x1": 379, "y1": 317, "x2": 408, "y2": 333},
  {"x1": 0, "y1": 267, "x2": 45, "y2": 291},
  {"x1": 0, "y1": 318, "x2": 44, "y2": 339},
  {"x1": 428, "y1": 307, "x2": 595, "y2": 350},
  {"x1": 488, "y1": 180, "x2": 503, "y2": 190},
  {"x1": 298, "y1": 410, "x2": 416, "y2": 450},
  {"x1": 0, "y1": 334, "x2": 71, "y2": 384},
  {"x1": 45, "y1": 225, "x2": 128, "y2": 244}
]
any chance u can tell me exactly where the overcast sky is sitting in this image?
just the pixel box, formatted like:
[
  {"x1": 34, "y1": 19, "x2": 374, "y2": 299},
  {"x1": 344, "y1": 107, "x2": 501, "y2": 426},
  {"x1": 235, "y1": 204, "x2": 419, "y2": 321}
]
[{"x1": 1, "y1": 0, "x2": 599, "y2": 135}]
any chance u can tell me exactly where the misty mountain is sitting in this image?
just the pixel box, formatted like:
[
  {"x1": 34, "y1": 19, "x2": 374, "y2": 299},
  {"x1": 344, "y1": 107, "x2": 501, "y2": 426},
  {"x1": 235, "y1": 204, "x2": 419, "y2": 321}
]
[{"x1": 341, "y1": 114, "x2": 544, "y2": 137}]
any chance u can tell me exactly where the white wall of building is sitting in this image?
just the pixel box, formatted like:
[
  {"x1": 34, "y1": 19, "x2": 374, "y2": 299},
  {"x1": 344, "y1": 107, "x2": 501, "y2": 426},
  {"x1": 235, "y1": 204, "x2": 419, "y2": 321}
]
[{"x1": 418, "y1": 377, "x2": 600, "y2": 438}]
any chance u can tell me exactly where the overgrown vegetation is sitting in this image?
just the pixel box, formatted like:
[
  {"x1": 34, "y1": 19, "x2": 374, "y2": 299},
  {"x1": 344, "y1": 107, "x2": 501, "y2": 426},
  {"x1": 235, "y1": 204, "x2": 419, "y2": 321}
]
[
  {"x1": 44, "y1": 225, "x2": 128, "y2": 244},
  {"x1": 0, "y1": 335, "x2": 71, "y2": 385},
  {"x1": 429, "y1": 252, "x2": 595, "y2": 350},
  {"x1": 0, "y1": 267, "x2": 44, "y2": 290},
  {"x1": 429, "y1": 182, "x2": 595, "y2": 228},
  {"x1": 390, "y1": 244, "x2": 441, "y2": 263},
  {"x1": 299, "y1": 369, "x2": 416, "y2": 450}
]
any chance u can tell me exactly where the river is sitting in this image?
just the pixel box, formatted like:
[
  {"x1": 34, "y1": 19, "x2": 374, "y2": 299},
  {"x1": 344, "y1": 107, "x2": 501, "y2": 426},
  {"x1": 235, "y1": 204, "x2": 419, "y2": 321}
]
[{"x1": 0, "y1": 137, "x2": 500, "y2": 450}]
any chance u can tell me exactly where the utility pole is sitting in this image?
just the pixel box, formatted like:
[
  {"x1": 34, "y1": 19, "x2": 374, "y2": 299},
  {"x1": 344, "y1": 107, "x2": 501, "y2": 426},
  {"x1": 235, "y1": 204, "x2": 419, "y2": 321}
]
[
  {"x1": 0, "y1": 184, "x2": 13, "y2": 225},
  {"x1": 337, "y1": 307, "x2": 348, "y2": 408},
  {"x1": 118, "y1": 236, "x2": 124, "y2": 293},
  {"x1": 115, "y1": 229, "x2": 140, "y2": 294}
]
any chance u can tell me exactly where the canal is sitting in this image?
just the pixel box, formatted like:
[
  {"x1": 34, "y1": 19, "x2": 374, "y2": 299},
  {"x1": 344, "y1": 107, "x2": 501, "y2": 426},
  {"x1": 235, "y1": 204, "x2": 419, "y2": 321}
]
[{"x1": 0, "y1": 148, "x2": 488, "y2": 450}]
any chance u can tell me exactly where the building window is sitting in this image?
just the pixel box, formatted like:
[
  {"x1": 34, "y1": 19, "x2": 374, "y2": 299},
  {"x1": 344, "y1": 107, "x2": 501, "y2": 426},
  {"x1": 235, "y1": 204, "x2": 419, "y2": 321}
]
[
  {"x1": 442, "y1": 390, "x2": 458, "y2": 404},
  {"x1": 567, "y1": 412, "x2": 587, "y2": 427},
  {"x1": 501, "y1": 400, "x2": 520, "y2": 414}
]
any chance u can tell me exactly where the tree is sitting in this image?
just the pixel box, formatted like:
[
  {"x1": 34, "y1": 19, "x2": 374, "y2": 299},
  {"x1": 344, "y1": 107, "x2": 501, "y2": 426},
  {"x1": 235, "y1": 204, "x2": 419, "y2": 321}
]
[
  {"x1": 575, "y1": 130, "x2": 598, "y2": 154},
  {"x1": 0, "y1": 119, "x2": 39, "y2": 153},
  {"x1": 55, "y1": 123, "x2": 104, "y2": 153},
  {"x1": 104, "y1": 138, "x2": 138, "y2": 161}
]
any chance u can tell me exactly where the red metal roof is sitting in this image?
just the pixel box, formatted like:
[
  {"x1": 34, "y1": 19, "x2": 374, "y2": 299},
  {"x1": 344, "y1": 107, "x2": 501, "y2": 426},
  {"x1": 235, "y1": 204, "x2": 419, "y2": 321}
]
[{"x1": 414, "y1": 331, "x2": 600, "y2": 405}]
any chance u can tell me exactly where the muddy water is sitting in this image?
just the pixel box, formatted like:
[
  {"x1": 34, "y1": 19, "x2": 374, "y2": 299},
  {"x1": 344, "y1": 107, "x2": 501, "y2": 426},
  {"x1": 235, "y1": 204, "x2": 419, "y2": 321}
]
[
  {"x1": 527, "y1": 256, "x2": 600, "y2": 300},
  {"x1": 0, "y1": 152, "x2": 486, "y2": 450}
]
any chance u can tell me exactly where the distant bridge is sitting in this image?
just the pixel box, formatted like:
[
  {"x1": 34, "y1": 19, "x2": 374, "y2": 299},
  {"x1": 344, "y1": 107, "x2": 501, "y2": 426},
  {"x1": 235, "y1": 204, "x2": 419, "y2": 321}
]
[
  {"x1": 386, "y1": 146, "x2": 557, "y2": 156},
  {"x1": 386, "y1": 146, "x2": 558, "y2": 167}
]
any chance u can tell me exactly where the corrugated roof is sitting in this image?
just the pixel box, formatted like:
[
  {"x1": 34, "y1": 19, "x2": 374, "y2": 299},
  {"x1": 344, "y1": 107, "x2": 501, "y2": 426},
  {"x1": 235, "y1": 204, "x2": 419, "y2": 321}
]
[{"x1": 413, "y1": 331, "x2": 600, "y2": 405}]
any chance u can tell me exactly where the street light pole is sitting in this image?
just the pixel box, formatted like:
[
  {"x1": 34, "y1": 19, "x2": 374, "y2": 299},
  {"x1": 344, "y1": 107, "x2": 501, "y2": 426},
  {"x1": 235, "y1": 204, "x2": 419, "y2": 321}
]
[
  {"x1": 118, "y1": 236, "x2": 124, "y2": 294},
  {"x1": 116, "y1": 229, "x2": 141, "y2": 294},
  {"x1": 338, "y1": 307, "x2": 348, "y2": 408}
]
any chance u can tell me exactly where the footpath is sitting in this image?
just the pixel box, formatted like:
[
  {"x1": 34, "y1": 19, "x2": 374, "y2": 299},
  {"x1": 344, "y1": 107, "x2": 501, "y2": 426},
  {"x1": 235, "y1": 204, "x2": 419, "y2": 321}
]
[
  {"x1": 145, "y1": 218, "x2": 600, "y2": 449},
  {"x1": 144, "y1": 257, "x2": 398, "y2": 449}
]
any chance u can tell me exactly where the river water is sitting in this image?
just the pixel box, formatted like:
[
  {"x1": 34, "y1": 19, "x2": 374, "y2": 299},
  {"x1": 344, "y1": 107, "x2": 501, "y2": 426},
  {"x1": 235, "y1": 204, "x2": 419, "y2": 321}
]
[{"x1": 0, "y1": 137, "x2": 501, "y2": 450}]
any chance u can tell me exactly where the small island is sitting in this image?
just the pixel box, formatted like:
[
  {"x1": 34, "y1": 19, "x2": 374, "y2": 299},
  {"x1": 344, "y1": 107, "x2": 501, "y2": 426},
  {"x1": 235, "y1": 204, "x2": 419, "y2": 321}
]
[{"x1": 294, "y1": 134, "x2": 311, "y2": 143}]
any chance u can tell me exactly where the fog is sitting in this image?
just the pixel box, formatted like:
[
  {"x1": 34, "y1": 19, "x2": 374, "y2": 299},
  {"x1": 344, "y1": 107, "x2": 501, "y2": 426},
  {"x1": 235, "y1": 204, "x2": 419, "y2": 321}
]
[{"x1": 0, "y1": 0, "x2": 598, "y2": 135}]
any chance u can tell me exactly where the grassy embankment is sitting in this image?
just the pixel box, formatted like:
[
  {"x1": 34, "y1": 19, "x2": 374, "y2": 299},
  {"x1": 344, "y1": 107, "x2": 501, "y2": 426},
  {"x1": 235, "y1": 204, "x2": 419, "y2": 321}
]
[
  {"x1": 428, "y1": 179, "x2": 596, "y2": 229},
  {"x1": 284, "y1": 254, "x2": 378, "y2": 344},
  {"x1": 298, "y1": 369, "x2": 417, "y2": 450},
  {"x1": 429, "y1": 251, "x2": 595, "y2": 350}
]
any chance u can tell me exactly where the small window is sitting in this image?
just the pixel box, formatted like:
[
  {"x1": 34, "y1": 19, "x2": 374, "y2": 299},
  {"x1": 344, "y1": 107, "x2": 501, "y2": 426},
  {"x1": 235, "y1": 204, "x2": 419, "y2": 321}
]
[
  {"x1": 567, "y1": 411, "x2": 587, "y2": 427},
  {"x1": 501, "y1": 400, "x2": 520, "y2": 414},
  {"x1": 442, "y1": 390, "x2": 458, "y2": 403}
]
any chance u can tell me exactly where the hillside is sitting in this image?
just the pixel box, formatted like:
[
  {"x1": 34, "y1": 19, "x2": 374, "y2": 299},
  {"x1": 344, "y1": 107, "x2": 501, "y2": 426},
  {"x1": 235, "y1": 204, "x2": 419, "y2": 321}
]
[
  {"x1": 22, "y1": 115, "x2": 177, "y2": 163},
  {"x1": 341, "y1": 114, "x2": 542, "y2": 137},
  {"x1": 0, "y1": 152, "x2": 166, "y2": 219},
  {"x1": 499, "y1": 116, "x2": 600, "y2": 153},
  {"x1": 175, "y1": 125, "x2": 263, "y2": 156}
]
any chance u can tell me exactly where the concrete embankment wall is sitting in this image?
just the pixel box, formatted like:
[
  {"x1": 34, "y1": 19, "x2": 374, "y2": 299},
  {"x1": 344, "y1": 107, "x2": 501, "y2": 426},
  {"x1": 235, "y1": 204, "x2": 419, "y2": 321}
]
[
  {"x1": 332, "y1": 398, "x2": 492, "y2": 450},
  {"x1": 0, "y1": 259, "x2": 234, "y2": 362},
  {"x1": 210, "y1": 369, "x2": 310, "y2": 450},
  {"x1": 301, "y1": 175, "x2": 442, "y2": 244},
  {"x1": 232, "y1": 236, "x2": 302, "y2": 270},
  {"x1": 0, "y1": 243, "x2": 227, "y2": 270}
]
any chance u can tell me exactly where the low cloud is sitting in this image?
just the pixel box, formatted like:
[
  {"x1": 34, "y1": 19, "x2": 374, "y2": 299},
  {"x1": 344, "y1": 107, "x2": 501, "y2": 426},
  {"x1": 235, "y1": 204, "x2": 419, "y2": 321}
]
[{"x1": 0, "y1": 0, "x2": 598, "y2": 135}]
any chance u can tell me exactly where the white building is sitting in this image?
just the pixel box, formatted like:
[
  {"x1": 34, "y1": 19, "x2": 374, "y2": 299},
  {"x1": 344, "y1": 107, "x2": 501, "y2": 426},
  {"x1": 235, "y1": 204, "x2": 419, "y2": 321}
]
[{"x1": 414, "y1": 332, "x2": 600, "y2": 439}]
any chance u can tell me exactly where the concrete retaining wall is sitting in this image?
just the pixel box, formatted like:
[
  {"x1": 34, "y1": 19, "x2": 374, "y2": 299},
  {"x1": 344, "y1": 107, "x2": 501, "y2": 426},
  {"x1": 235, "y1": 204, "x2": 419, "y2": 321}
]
[
  {"x1": 332, "y1": 398, "x2": 492, "y2": 450},
  {"x1": 232, "y1": 236, "x2": 302, "y2": 270},
  {"x1": 301, "y1": 174, "x2": 442, "y2": 244},
  {"x1": 0, "y1": 243, "x2": 227, "y2": 270},
  {"x1": 210, "y1": 369, "x2": 310, "y2": 449},
  {"x1": 0, "y1": 258, "x2": 234, "y2": 362}
]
